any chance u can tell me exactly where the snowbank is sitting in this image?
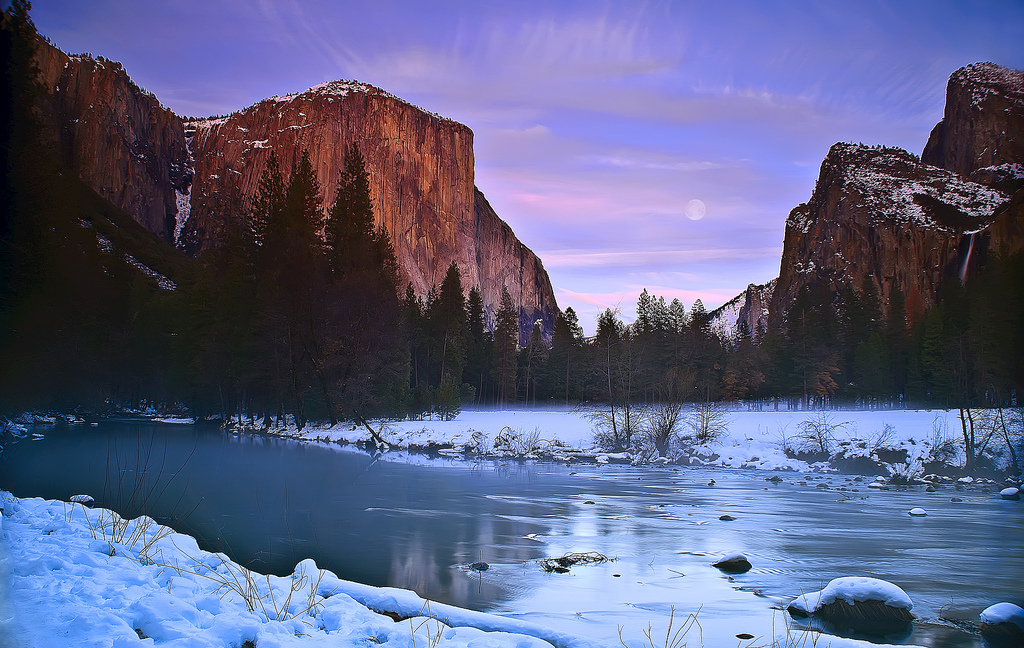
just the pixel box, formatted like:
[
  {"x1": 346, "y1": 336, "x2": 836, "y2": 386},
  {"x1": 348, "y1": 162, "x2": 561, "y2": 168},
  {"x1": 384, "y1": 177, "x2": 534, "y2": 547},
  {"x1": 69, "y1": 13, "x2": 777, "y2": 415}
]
[
  {"x1": 276, "y1": 407, "x2": 1018, "y2": 479},
  {"x1": 0, "y1": 490, "x2": 588, "y2": 648}
]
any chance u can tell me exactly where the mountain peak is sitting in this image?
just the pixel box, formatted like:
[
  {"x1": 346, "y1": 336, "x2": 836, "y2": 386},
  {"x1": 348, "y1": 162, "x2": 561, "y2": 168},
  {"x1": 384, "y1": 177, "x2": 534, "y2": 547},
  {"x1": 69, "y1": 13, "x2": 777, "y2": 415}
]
[
  {"x1": 923, "y1": 62, "x2": 1024, "y2": 179},
  {"x1": 950, "y1": 62, "x2": 1024, "y2": 106}
]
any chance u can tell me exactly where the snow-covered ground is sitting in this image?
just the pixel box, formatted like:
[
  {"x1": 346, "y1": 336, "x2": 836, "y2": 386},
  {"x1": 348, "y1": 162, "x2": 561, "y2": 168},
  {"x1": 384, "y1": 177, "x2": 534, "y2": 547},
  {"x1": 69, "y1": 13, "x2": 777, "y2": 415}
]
[
  {"x1": 279, "y1": 406, "x2": 1017, "y2": 479},
  {"x1": 0, "y1": 490, "x2": 926, "y2": 648},
  {"x1": 2, "y1": 406, "x2": 1019, "y2": 648}
]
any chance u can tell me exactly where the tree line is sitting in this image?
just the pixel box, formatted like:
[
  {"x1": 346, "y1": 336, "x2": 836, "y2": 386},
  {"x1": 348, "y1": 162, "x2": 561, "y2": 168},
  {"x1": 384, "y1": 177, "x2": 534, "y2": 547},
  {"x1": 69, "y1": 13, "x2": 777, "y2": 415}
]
[{"x1": 3, "y1": 2, "x2": 1021, "y2": 426}]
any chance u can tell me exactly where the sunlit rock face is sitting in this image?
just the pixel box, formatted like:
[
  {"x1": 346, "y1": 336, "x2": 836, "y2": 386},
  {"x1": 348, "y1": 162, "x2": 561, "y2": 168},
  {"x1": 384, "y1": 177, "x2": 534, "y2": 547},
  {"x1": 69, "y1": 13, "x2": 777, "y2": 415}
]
[
  {"x1": 33, "y1": 35, "x2": 558, "y2": 336},
  {"x1": 923, "y1": 63, "x2": 1024, "y2": 187},
  {"x1": 33, "y1": 37, "x2": 191, "y2": 240},
  {"x1": 768, "y1": 143, "x2": 1011, "y2": 330},
  {"x1": 181, "y1": 80, "x2": 557, "y2": 335}
]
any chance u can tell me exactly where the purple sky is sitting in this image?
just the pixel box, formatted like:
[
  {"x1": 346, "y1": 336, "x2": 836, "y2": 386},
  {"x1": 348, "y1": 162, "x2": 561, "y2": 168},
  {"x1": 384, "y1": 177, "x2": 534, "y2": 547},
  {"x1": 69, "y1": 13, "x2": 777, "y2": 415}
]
[{"x1": 30, "y1": 0, "x2": 1024, "y2": 333}]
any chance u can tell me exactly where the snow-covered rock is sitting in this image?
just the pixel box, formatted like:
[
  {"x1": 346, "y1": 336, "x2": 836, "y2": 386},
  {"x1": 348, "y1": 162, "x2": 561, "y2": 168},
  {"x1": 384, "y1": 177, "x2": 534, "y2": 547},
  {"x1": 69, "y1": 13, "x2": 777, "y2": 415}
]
[
  {"x1": 981, "y1": 603, "x2": 1024, "y2": 630},
  {"x1": 999, "y1": 487, "x2": 1020, "y2": 500},
  {"x1": 787, "y1": 577, "x2": 914, "y2": 634},
  {"x1": 908, "y1": 508, "x2": 927, "y2": 516},
  {"x1": 712, "y1": 552, "x2": 752, "y2": 573},
  {"x1": 980, "y1": 602, "x2": 1024, "y2": 646}
]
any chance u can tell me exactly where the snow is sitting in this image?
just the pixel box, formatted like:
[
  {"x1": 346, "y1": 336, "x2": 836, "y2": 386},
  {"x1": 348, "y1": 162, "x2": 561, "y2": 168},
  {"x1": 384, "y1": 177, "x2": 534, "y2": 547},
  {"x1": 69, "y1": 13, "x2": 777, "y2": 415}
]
[
  {"x1": 174, "y1": 186, "x2": 191, "y2": 243},
  {"x1": 7, "y1": 405, "x2": 990, "y2": 648},
  {"x1": 788, "y1": 577, "x2": 914, "y2": 616},
  {"x1": 0, "y1": 490, "x2": 935, "y2": 648},
  {"x1": 981, "y1": 602, "x2": 1024, "y2": 630},
  {"x1": 0, "y1": 491, "x2": 571, "y2": 648},
  {"x1": 952, "y1": 63, "x2": 1024, "y2": 107},
  {"x1": 123, "y1": 254, "x2": 177, "y2": 291},
  {"x1": 788, "y1": 143, "x2": 1010, "y2": 234},
  {"x1": 152, "y1": 416, "x2": 194, "y2": 425},
  {"x1": 908, "y1": 507, "x2": 927, "y2": 516},
  {"x1": 280, "y1": 406, "x2": 994, "y2": 476}
]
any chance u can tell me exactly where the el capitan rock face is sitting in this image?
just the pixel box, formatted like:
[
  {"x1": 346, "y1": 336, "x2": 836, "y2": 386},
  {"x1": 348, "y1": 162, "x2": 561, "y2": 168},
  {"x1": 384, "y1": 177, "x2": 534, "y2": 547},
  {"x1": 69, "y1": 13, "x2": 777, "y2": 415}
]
[
  {"x1": 31, "y1": 34, "x2": 558, "y2": 336},
  {"x1": 180, "y1": 80, "x2": 557, "y2": 334},
  {"x1": 767, "y1": 143, "x2": 1010, "y2": 331},
  {"x1": 33, "y1": 37, "x2": 191, "y2": 240},
  {"x1": 923, "y1": 63, "x2": 1024, "y2": 187}
]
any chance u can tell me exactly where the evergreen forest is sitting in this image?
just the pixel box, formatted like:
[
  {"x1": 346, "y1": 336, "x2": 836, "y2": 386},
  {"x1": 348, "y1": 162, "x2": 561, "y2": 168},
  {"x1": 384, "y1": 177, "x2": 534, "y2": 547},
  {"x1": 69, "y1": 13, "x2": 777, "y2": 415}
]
[{"x1": 2, "y1": 4, "x2": 1022, "y2": 426}]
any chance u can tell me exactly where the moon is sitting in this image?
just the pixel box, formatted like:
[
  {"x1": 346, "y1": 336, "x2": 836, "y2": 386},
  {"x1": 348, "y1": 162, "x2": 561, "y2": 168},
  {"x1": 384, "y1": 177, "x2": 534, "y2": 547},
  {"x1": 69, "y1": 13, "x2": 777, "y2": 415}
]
[{"x1": 685, "y1": 199, "x2": 706, "y2": 221}]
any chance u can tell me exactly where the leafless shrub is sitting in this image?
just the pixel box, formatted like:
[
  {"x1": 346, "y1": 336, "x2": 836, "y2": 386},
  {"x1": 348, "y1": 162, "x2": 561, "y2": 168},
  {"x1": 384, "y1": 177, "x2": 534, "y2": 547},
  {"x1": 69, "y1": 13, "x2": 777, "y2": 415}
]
[
  {"x1": 493, "y1": 426, "x2": 545, "y2": 456},
  {"x1": 927, "y1": 414, "x2": 959, "y2": 465},
  {"x1": 683, "y1": 402, "x2": 729, "y2": 446},
  {"x1": 644, "y1": 402, "x2": 684, "y2": 457},
  {"x1": 867, "y1": 423, "x2": 897, "y2": 453},
  {"x1": 796, "y1": 412, "x2": 849, "y2": 455},
  {"x1": 577, "y1": 402, "x2": 649, "y2": 452}
]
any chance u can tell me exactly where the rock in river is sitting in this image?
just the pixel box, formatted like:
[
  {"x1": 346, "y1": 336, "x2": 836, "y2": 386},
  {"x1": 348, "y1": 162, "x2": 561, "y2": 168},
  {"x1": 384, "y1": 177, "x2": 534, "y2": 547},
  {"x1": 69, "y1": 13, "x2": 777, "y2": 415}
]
[
  {"x1": 787, "y1": 576, "x2": 914, "y2": 635},
  {"x1": 712, "y1": 553, "x2": 751, "y2": 574},
  {"x1": 980, "y1": 602, "x2": 1024, "y2": 647}
]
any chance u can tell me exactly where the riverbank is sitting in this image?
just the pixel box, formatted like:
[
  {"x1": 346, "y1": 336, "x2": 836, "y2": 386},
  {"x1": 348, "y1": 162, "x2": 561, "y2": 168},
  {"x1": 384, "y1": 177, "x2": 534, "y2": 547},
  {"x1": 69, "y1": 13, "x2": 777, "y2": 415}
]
[
  {"x1": 279, "y1": 407, "x2": 1020, "y2": 482},
  {"x1": 0, "y1": 489, "x2": 928, "y2": 648}
]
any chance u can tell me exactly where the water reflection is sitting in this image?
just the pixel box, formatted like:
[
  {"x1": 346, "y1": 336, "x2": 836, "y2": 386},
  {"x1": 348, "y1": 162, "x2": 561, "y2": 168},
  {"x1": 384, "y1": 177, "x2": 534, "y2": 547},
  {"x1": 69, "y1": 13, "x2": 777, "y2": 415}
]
[{"x1": 1, "y1": 422, "x2": 1020, "y2": 648}]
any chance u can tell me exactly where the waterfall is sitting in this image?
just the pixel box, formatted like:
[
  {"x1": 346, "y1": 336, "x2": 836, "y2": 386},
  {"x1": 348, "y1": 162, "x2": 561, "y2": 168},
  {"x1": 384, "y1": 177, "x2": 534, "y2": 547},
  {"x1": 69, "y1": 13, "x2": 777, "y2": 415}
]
[{"x1": 959, "y1": 232, "x2": 976, "y2": 284}]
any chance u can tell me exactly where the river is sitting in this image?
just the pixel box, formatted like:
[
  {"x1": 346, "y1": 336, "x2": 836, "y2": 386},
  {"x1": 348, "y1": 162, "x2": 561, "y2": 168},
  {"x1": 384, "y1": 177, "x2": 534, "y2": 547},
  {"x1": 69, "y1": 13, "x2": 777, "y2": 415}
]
[{"x1": 1, "y1": 421, "x2": 1020, "y2": 647}]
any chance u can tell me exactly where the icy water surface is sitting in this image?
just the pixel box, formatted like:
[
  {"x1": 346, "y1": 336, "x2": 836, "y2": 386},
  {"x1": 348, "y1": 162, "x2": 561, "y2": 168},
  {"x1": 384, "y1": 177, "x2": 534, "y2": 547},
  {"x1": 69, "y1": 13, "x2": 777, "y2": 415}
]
[{"x1": 1, "y1": 422, "x2": 1021, "y2": 648}]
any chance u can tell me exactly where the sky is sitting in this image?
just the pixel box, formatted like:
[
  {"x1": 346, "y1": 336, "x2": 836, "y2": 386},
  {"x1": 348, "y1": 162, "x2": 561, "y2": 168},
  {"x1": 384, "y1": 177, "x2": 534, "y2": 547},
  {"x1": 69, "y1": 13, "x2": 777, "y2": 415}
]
[{"x1": 28, "y1": 0, "x2": 1024, "y2": 334}]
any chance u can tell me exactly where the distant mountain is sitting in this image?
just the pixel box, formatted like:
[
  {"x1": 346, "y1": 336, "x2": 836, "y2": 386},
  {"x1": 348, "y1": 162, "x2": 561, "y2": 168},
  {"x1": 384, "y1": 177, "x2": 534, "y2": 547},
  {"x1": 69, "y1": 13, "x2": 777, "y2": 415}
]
[
  {"x1": 708, "y1": 279, "x2": 775, "y2": 342},
  {"x1": 31, "y1": 36, "x2": 558, "y2": 338},
  {"x1": 767, "y1": 63, "x2": 1024, "y2": 333}
]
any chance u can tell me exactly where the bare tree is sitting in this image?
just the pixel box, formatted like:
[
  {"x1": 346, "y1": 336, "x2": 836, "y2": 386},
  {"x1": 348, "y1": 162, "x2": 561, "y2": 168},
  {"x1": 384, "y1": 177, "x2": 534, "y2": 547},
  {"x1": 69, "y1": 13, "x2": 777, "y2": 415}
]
[{"x1": 684, "y1": 401, "x2": 730, "y2": 445}]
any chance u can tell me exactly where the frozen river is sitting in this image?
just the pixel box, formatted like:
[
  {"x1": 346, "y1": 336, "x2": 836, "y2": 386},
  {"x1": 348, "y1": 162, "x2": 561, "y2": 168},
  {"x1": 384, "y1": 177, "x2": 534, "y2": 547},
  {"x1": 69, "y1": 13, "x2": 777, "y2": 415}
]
[{"x1": 1, "y1": 421, "x2": 1020, "y2": 647}]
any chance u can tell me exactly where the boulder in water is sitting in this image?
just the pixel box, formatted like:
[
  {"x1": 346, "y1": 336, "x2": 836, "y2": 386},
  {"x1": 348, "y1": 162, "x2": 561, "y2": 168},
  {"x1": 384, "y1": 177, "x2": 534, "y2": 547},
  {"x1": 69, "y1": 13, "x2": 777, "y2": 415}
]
[
  {"x1": 908, "y1": 507, "x2": 927, "y2": 516},
  {"x1": 712, "y1": 552, "x2": 751, "y2": 573},
  {"x1": 999, "y1": 487, "x2": 1020, "y2": 500},
  {"x1": 787, "y1": 576, "x2": 914, "y2": 635},
  {"x1": 980, "y1": 602, "x2": 1024, "y2": 647}
]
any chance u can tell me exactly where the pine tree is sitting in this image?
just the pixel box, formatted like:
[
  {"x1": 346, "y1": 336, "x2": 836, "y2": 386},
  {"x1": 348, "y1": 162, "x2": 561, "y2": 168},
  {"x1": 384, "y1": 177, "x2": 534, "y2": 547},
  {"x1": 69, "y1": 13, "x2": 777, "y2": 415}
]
[
  {"x1": 493, "y1": 288, "x2": 519, "y2": 405},
  {"x1": 257, "y1": 150, "x2": 326, "y2": 428},
  {"x1": 465, "y1": 286, "x2": 491, "y2": 403},
  {"x1": 431, "y1": 261, "x2": 468, "y2": 383},
  {"x1": 326, "y1": 144, "x2": 374, "y2": 274},
  {"x1": 548, "y1": 307, "x2": 584, "y2": 405}
]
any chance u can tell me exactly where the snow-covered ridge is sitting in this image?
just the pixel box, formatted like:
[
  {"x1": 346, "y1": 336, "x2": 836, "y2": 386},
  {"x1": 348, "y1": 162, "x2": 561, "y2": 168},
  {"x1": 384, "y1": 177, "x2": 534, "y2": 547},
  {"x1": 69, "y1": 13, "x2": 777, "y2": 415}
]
[
  {"x1": 952, "y1": 62, "x2": 1024, "y2": 107},
  {"x1": 183, "y1": 79, "x2": 461, "y2": 130},
  {"x1": 708, "y1": 279, "x2": 775, "y2": 342},
  {"x1": 787, "y1": 143, "x2": 1009, "y2": 234}
]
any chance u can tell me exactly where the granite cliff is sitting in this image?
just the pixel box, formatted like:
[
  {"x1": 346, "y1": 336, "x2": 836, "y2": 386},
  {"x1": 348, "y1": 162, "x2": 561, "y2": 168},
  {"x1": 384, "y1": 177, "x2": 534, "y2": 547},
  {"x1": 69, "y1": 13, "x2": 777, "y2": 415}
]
[
  {"x1": 31, "y1": 38, "x2": 558, "y2": 336},
  {"x1": 922, "y1": 62, "x2": 1024, "y2": 187},
  {"x1": 33, "y1": 36, "x2": 191, "y2": 240},
  {"x1": 181, "y1": 80, "x2": 557, "y2": 334},
  {"x1": 709, "y1": 279, "x2": 775, "y2": 342},
  {"x1": 767, "y1": 63, "x2": 1024, "y2": 333}
]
